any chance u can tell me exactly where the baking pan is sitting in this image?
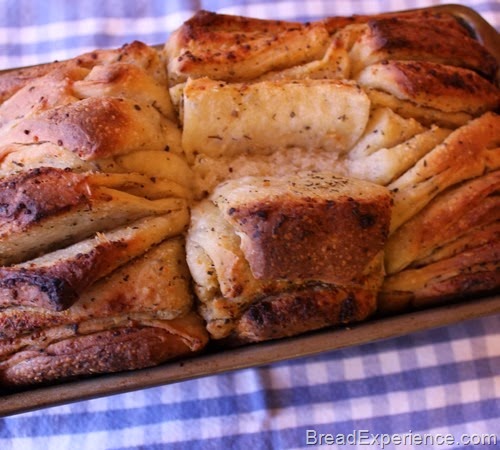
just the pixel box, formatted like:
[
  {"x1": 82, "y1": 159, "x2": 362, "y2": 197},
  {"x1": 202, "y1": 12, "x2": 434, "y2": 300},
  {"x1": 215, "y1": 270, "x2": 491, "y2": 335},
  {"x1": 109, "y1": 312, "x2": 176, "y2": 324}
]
[
  {"x1": 1, "y1": 294, "x2": 499, "y2": 417},
  {"x1": 0, "y1": 4, "x2": 499, "y2": 416}
]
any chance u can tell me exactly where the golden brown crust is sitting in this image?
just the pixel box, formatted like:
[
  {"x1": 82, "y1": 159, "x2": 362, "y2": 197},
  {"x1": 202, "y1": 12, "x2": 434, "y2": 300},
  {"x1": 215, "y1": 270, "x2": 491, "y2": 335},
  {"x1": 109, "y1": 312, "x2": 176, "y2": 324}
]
[
  {"x1": 230, "y1": 284, "x2": 376, "y2": 344},
  {"x1": 213, "y1": 173, "x2": 391, "y2": 285},
  {"x1": 0, "y1": 167, "x2": 90, "y2": 237},
  {"x1": 388, "y1": 112, "x2": 500, "y2": 233},
  {"x1": 0, "y1": 96, "x2": 172, "y2": 161},
  {"x1": 322, "y1": 10, "x2": 473, "y2": 36},
  {"x1": 356, "y1": 61, "x2": 500, "y2": 118},
  {"x1": 0, "y1": 63, "x2": 62, "y2": 105},
  {"x1": 0, "y1": 38, "x2": 205, "y2": 388},
  {"x1": 165, "y1": 10, "x2": 330, "y2": 84},
  {"x1": 0, "y1": 9, "x2": 498, "y2": 386},
  {"x1": 0, "y1": 66, "x2": 88, "y2": 128},
  {"x1": 188, "y1": 173, "x2": 391, "y2": 342},
  {"x1": 0, "y1": 238, "x2": 209, "y2": 387},
  {"x1": 386, "y1": 171, "x2": 500, "y2": 274},
  {"x1": 380, "y1": 241, "x2": 500, "y2": 313},
  {"x1": 346, "y1": 14, "x2": 498, "y2": 80},
  {"x1": 223, "y1": 192, "x2": 390, "y2": 285},
  {"x1": 0, "y1": 40, "x2": 166, "y2": 105},
  {"x1": 0, "y1": 238, "x2": 195, "y2": 340},
  {"x1": 0, "y1": 167, "x2": 187, "y2": 265},
  {"x1": 72, "y1": 62, "x2": 176, "y2": 121},
  {"x1": 0, "y1": 214, "x2": 185, "y2": 311}
]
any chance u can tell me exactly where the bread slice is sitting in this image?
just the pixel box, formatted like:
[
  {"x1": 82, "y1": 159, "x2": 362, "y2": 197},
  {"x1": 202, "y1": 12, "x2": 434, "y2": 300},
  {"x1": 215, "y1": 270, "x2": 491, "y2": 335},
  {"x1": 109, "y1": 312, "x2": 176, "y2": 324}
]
[
  {"x1": 187, "y1": 172, "x2": 391, "y2": 342},
  {"x1": 0, "y1": 213, "x2": 188, "y2": 311},
  {"x1": 346, "y1": 107, "x2": 426, "y2": 160},
  {"x1": 389, "y1": 112, "x2": 500, "y2": 232},
  {"x1": 386, "y1": 170, "x2": 500, "y2": 274},
  {"x1": 342, "y1": 15, "x2": 498, "y2": 79},
  {"x1": 165, "y1": 10, "x2": 331, "y2": 85},
  {"x1": 356, "y1": 61, "x2": 500, "y2": 127},
  {"x1": 0, "y1": 40, "x2": 167, "y2": 105},
  {"x1": 0, "y1": 167, "x2": 187, "y2": 265},
  {"x1": 72, "y1": 62, "x2": 176, "y2": 121},
  {"x1": 1, "y1": 321, "x2": 202, "y2": 387},
  {"x1": 0, "y1": 96, "x2": 182, "y2": 160},
  {"x1": 0, "y1": 238, "x2": 209, "y2": 386},
  {"x1": 182, "y1": 77, "x2": 371, "y2": 161},
  {"x1": 0, "y1": 142, "x2": 95, "y2": 176},
  {"x1": 380, "y1": 239, "x2": 499, "y2": 313},
  {"x1": 343, "y1": 126, "x2": 452, "y2": 185},
  {"x1": 0, "y1": 66, "x2": 88, "y2": 128},
  {"x1": 381, "y1": 169, "x2": 500, "y2": 312},
  {"x1": 212, "y1": 173, "x2": 391, "y2": 285}
]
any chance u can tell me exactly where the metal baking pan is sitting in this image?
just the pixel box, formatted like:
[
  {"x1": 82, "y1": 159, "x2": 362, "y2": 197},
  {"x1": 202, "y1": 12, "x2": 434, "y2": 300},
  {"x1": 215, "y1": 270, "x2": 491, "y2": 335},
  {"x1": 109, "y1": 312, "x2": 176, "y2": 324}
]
[
  {"x1": 1, "y1": 294, "x2": 499, "y2": 417},
  {"x1": 0, "y1": 4, "x2": 499, "y2": 416}
]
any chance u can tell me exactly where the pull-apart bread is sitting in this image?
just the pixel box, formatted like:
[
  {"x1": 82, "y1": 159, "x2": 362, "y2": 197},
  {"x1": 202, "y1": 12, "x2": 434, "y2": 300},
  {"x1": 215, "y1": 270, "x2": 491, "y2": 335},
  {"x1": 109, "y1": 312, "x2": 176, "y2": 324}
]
[
  {"x1": 168, "y1": 10, "x2": 499, "y2": 321},
  {"x1": 0, "y1": 8, "x2": 499, "y2": 386},
  {"x1": 0, "y1": 42, "x2": 208, "y2": 387}
]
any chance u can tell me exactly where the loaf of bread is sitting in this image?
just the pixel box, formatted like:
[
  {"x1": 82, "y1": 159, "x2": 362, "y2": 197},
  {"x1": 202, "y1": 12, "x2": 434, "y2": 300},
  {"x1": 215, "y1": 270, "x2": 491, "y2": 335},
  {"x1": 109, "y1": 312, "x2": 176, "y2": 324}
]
[{"x1": 0, "y1": 7, "x2": 498, "y2": 386}]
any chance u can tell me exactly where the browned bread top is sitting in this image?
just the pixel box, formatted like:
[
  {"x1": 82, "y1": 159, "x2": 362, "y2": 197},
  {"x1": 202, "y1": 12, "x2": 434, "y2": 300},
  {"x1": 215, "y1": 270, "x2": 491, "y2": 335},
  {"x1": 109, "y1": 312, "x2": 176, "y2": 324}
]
[
  {"x1": 0, "y1": 237, "x2": 196, "y2": 341},
  {"x1": 0, "y1": 326, "x2": 190, "y2": 386},
  {"x1": 165, "y1": 10, "x2": 331, "y2": 84},
  {"x1": 356, "y1": 60, "x2": 500, "y2": 116},
  {"x1": 0, "y1": 167, "x2": 187, "y2": 266},
  {"x1": 0, "y1": 214, "x2": 186, "y2": 311},
  {"x1": 0, "y1": 40, "x2": 167, "y2": 105},
  {"x1": 386, "y1": 170, "x2": 500, "y2": 274},
  {"x1": 0, "y1": 167, "x2": 89, "y2": 237},
  {"x1": 345, "y1": 15, "x2": 498, "y2": 80},
  {"x1": 211, "y1": 173, "x2": 392, "y2": 286},
  {"x1": 0, "y1": 310, "x2": 209, "y2": 387},
  {"x1": 0, "y1": 96, "x2": 173, "y2": 161}
]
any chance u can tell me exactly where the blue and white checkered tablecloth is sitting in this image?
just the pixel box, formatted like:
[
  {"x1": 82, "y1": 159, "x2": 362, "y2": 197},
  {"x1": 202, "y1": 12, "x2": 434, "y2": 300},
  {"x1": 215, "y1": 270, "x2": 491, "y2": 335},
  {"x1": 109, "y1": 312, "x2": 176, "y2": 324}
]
[{"x1": 0, "y1": 1, "x2": 499, "y2": 449}]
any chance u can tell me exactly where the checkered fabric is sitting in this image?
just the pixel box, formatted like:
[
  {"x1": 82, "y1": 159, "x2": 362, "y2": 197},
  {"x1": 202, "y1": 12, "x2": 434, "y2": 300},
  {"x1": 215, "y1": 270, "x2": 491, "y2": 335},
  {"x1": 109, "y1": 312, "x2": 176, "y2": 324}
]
[{"x1": 0, "y1": 1, "x2": 499, "y2": 449}]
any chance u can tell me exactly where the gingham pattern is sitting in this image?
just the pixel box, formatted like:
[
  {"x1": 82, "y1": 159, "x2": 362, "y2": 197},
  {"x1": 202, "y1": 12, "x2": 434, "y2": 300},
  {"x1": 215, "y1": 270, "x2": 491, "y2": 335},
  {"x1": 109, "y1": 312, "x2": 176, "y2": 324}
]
[
  {"x1": 1, "y1": 0, "x2": 499, "y2": 68},
  {"x1": 1, "y1": 1, "x2": 499, "y2": 449}
]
